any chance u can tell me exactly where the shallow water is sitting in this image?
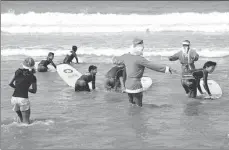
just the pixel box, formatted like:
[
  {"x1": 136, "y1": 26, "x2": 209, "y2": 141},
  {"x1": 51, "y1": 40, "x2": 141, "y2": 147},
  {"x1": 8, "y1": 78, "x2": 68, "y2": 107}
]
[
  {"x1": 1, "y1": 1, "x2": 229, "y2": 149},
  {"x1": 1, "y1": 57, "x2": 229, "y2": 149}
]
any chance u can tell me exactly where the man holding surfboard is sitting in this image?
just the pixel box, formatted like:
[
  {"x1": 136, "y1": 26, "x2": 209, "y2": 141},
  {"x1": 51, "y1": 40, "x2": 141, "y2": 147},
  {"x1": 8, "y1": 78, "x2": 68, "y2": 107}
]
[
  {"x1": 168, "y1": 40, "x2": 199, "y2": 98},
  {"x1": 113, "y1": 38, "x2": 176, "y2": 107}
]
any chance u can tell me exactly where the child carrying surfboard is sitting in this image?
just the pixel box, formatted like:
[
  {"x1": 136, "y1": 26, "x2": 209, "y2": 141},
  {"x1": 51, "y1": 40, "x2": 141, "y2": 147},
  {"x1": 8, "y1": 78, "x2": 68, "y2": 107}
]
[
  {"x1": 37, "y1": 52, "x2": 56, "y2": 72},
  {"x1": 9, "y1": 57, "x2": 37, "y2": 124},
  {"x1": 75, "y1": 65, "x2": 97, "y2": 92},
  {"x1": 191, "y1": 61, "x2": 217, "y2": 99},
  {"x1": 113, "y1": 38, "x2": 176, "y2": 107}
]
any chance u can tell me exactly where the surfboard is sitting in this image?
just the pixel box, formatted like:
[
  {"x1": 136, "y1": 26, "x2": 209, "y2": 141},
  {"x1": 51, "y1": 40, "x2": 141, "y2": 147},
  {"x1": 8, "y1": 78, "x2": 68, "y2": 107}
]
[
  {"x1": 34, "y1": 62, "x2": 56, "y2": 72},
  {"x1": 56, "y1": 64, "x2": 92, "y2": 89},
  {"x1": 196, "y1": 79, "x2": 222, "y2": 99},
  {"x1": 124, "y1": 77, "x2": 153, "y2": 93}
]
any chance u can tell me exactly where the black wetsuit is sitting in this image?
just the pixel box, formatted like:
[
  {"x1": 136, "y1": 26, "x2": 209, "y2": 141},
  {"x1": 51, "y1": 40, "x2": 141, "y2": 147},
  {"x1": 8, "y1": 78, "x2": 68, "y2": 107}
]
[
  {"x1": 38, "y1": 59, "x2": 56, "y2": 72},
  {"x1": 12, "y1": 69, "x2": 37, "y2": 98},
  {"x1": 105, "y1": 66, "x2": 126, "y2": 89},
  {"x1": 63, "y1": 51, "x2": 78, "y2": 64},
  {"x1": 75, "y1": 74, "x2": 95, "y2": 92},
  {"x1": 192, "y1": 69, "x2": 211, "y2": 95}
]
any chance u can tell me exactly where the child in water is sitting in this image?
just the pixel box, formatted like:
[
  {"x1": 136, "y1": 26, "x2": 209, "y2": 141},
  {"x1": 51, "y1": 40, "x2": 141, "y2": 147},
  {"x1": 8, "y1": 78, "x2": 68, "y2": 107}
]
[
  {"x1": 38, "y1": 52, "x2": 56, "y2": 72},
  {"x1": 104, "y1": 63, "x2": 126, "y2": 92},
  {"x1": 9, "y1": 57, "x2": 37, "y2": 124},
  {"x1": 75, "y1": 65, "x2": 97, "y2": 92},
  {"x1": 192, "y1": 61, "x2": 217, "y2": 99},
  {"x1": 63, "y1": 45, "x2": 79, "y2": 64}
]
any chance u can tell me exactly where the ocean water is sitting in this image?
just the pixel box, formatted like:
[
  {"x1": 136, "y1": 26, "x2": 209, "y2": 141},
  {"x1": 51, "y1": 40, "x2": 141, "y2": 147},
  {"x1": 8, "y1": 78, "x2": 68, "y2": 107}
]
[{"x1": 1, "y1": 1, "x2": 229, "y2": 149}]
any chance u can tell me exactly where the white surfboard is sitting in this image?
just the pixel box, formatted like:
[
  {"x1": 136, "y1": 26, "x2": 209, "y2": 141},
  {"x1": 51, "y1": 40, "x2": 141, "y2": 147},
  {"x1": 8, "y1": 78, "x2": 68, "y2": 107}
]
[
  {"x1": 124, "y1": 77, "x2": 153, "y2": 93},
  {"x1": 197, "y1": 79, "x2": 222, "y2": 99},
  {"x1": 56, "y1": 64, "x2": 92, "y2": 89},
  {"x1": 34, "y1": 62, "x2": 56, "y2": 72}
]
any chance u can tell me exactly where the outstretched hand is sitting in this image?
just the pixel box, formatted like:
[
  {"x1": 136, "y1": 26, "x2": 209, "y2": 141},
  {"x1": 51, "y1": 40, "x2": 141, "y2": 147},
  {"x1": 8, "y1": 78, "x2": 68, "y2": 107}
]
[{"x1": 169, "y1": 68, "x2": 178, "y2": 75}]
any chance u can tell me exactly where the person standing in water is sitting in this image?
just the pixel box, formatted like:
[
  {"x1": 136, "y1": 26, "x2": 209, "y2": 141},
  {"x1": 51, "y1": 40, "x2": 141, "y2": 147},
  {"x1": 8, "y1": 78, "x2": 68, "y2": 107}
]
[
  {"x1": 63, "y1": 45, "x2": 79, "y2": 64},
  {"x1": 9, "y1": 57, "x2": 37, "y2": 124},
  {"x1": 191, "y1": 61, "x2": 217, "y2": 99},
  {"x1": 113, "y1": 38, "x2": 176, "y2": 107},
  {"x1": 168, "y1": 40, "x2": 199, "y2": 98},
  {"x1": 38, "y1": 52, "x2": 56, "y2": 72}
]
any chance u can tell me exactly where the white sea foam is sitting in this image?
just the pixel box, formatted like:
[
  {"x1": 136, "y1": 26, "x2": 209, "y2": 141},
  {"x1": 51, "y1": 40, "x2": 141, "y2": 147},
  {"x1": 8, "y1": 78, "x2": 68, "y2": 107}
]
[
  {"x1": 2, "y1": 12, "x2": 229, "y2": 33},
  {"x1": 1, "y1": 47, "x2": 229, "y2": 58}
]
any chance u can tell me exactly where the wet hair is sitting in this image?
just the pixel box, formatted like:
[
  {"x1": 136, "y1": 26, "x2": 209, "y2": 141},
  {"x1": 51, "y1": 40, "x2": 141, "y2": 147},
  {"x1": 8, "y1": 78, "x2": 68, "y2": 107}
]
[
  {"x1": 48, "y1": 52, "x2": 54, "y2": 57},
  {"x1": 88, "y1": 65, "x2": 97, "y2": 72},
  {"x1": 203, "y1": 61, "x2": 217, "y2": 69},
  {"x1": 72, "y1": 45, "x2": 77, "y2": 51}
]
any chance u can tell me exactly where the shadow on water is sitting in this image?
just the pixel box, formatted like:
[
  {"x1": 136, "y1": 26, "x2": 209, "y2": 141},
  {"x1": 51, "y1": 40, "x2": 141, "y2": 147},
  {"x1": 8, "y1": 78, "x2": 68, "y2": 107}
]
[{"x1": 184, "y1": 100, "x2": 203, "y2": 116}]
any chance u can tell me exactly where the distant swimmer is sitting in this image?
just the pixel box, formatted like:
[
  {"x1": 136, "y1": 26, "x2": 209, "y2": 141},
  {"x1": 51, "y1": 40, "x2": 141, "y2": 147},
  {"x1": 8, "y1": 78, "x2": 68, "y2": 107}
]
[
  {"x1": 104, "y1": 63, "x2": 126, "y2": 92},
  {"x1": 75, "y1": 65, "x2": 97, "y2": 92},
  {"x1": 9, "y1": 57, "x2": 37, "y2": 124},
  {"x1": 63, "y1": 45, "x2": 79, "y2": 64},
  {"x1": 113, "y1": 38, "x2": 176, "y2": 107},
  {"x1": 37, "y1": 52, "x2": 56, "y2": 72},
  {"x1": 168, "y1": 40, "x2": 199, "y2": 98},
  {"x1": 191, "y1": 61, "x2": 217, "y2": 99}
]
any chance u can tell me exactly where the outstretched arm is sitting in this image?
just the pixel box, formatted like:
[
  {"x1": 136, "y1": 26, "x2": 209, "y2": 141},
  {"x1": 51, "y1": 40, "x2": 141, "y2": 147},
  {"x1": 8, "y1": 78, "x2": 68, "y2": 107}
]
[
  {"x1": 139, "y1": 57, "x2": 172, "y2": 74},
  {"x1": 168, "y1": 51, "x2": 180, "y2": 61}
]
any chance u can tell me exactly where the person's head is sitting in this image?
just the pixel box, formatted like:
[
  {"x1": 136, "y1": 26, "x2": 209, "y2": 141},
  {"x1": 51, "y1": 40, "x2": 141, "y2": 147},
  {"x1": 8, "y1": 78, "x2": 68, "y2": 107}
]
[
  {"x1": 88, "y1": 65, "x2": 97, "y2": 75},
  {"x1": 131, "y1": 38, "x2": 144, "y2": 56},
  {"x1": 72, "y1": 45, "x2": 77, "y2": 52},
  {"x1": 182, "y1": 40, "x2": 190, "y2": 53},
  {"x1": 203, "y1": 61, "x2": 217, "y2": 73},
  {"x1": 22, "y1": 57, "x2": 35, "y2": 71},
  {"x1": 47, "y1": 52, "x2": 54, "y2": 60}
]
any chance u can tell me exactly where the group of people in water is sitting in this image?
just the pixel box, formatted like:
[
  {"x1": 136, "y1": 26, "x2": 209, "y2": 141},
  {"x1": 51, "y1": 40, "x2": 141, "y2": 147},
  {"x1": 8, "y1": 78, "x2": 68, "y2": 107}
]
[{"x1": 9, "y1": 38, "x2": 217, "y2": 124}]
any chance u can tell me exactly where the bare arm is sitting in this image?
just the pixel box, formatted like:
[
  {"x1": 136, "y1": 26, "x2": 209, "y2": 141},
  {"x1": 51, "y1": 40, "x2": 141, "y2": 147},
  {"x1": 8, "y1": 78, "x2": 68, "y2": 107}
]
[{"x1": 73, "y1": 53, "x2": 79, "y2": 63}]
